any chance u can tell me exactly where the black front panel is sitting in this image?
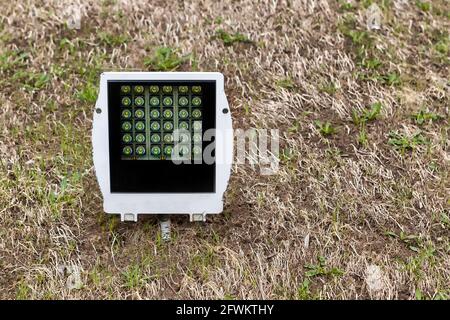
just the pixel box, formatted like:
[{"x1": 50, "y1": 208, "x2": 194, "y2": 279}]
[{"x1": 108, "y1": 80, "x2": 216, "y2": 193}]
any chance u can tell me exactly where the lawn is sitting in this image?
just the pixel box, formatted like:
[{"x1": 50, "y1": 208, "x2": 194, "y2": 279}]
[{"x1": 0, "y1": 0, "x2": 449, "y2": 299}]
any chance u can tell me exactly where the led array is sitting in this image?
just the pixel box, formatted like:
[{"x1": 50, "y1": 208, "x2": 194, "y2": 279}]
[{"x1": 120, "y1": 84, "x2": 203, "y2": 160}]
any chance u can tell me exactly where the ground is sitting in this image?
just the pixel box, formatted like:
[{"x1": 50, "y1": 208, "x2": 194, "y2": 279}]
[{"x1": 0, "y1": 0, "x2": 449, "y2": 299}]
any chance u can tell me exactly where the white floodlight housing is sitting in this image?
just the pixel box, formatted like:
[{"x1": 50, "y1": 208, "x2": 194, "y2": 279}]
[{"x1": 92, "y1": 72, "x2": 232, "y2": 222}]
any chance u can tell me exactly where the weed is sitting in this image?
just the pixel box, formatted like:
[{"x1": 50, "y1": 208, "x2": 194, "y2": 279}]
[
  {"x1": 346, "y1": 29, "x2": 372, "y2": 47},
  {"x1": 0, "y1": 50, "x2": 29, "y2": 72},
  {"x1": 288, "y1": 120, "x2": 301, "y2": 134},
  {"x1": 388, "y1": 131, "x2": 429, "y2": 153},
  {"x1": 144, "y1": 47, "x2": 191, "y2": 71},
  {"x1": 297, "y1": 279, "x2": 316, "y2": 299},
  {"x1": 351, "y1": 102, "x2": 382, "y2": 146},
  {"x1": 98, "y1": 32, "x2": 128, "y2": 46},
  {"x1": 431, "y1": 31, "x2": 449, "y2": 62},
  {"x1": 75, "y1": 81, "x2": 98, "y2": 103},
  {"x1": 319, "y1": 82, "x2": 338, "y2": 95},
  {"x1": 59, "y1": 38, "x2": 77, "y2": 55},
  {"x1": 188, "y1": 247, "x2": 218, "y2": 279},
  {"x1": 378, "y1": 72, "x2": 401, "y2": 86},
  {"x1": 385, "y1": 230, "x2": 421, "y2": 252},
  {"x1": 339, "y1": 1, "x2": 355, "y2": 12},
  {"x1": 11, "y1": 71, "x2": 51, "y2": 91},
  {"x1": 415, "y1": 288, "x2": 424, "y2": 300},
  {"x1": 358, "y1": 128, "x2": 368, "y2": 146},
  {"x1": 215, "y1": 29, "x2": 253, "y2": 46},
  {"x1": 352, "y1": 102, "x2": 382, "y2": 125},
  {"x1": 434, "y1": 291, "x2": 449, "y2": 300},
  {"x1": 411, "y1": 109, "x2": 442, "y2": 125},
  {"x1": 403, "y1": 243, "x2": 436, "y2": 279},
  {"x1": 123, "y1": 264, "x2": 146, "y2": 289},
  {"x1": 314, "y1": 120, "x2": 336, "y2": 136},
  {"x1": 243, "y1": 103, "x2": 251, "y2": 116},
  {"x1": 440, "y1": 211, "x2": 450, "y2": 228},
  {"x1": 435, "y1": 40, "x2": 448, "y2": 55},
  {"x1": 416, "y1": 1, "x2": 431, "y2": 12},
  {"x1": 279, "y1": 147, "x2": 295, "y2": 163},
  {"x1": 359, "y1": 57, "x2": 382, "y2": 70},
  {"x1": 276, "y1": 77, "x2": 295, "y2": 90},
  {"x1": 304, "y1": 256, "x2": 344, "y2": 278},
  {"x1": 16, "y1": 280, "x2": 31, "y2": 300}
]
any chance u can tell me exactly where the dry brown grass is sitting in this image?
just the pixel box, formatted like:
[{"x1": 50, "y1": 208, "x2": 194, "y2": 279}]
[{"x1": 0, "y1": 0, "x2": 449, "y2": 299}]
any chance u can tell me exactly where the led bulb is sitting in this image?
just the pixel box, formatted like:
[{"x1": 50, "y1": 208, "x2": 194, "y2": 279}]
[
  {"x1": 179, "y1": 145, "x2": 189, "y2": 156},
  {"x1": 134, "y1": 96, "x2": 145, "y2": 106},
  {"x1": 193, "y1": 121, "x2": 202, "y2": 131},
  {"x1": 180, "y1": 133, "x2": 190, "y2": 143},
  {"x1": 191, "y1": 97, "x2": 202, "y2": 106},
  {"x1": 163, "y1": 122, "x2": 174, "y2": 131},
  {"x1": 135, "y1": 109, "x2": 145, "y2": 119},
  {"x1": 193, "y1": 133, "x2": 202, "y2": 143},
  {"x1": 150, "y1": 121, "x2": 160, "y2": 131},
  {"x1": 135, "y1": 133, "x2": 145, "y2": 143},
  {"x1": 121, "y1": 97, "x2": 131, "y2": 106},
  {"x1": 150, "y1": 97, "x2": 160, "y2": 106},
  {"x1": 178, "y1": 96, "x2": 188, "y2": 107},
  {"x1": 163, "y1": 96, "x2": 173, "y2": 106},
  {"x1": 192, "y1": 86, "x2": 201, "y2": 93},
  {"x1": 122, "y1": 133, "x2": 132, "y2": 143},
  {"x1": 162, "y1": 85, "x2": 172, "y2": 93},
  {"x1": 121, "y1": 109, "x2": 132, "y2": 119},
  {"x1": 121, "y1": 121, "x2": 132, "y2": 131},
  {"x1": 163, "y1": 133, "x2": 173, "y2": 143},
  {"x1": 178, "y1": 109, "x2": 189, "y2": 119},
  {"x1": 164, "y1": 145, "x2": 173, "y2": 156},
  {"x1": 192, "y1": 109, "x2": 202, "y2": 119},
  {"x1": 122, "y1": 145, "x2": 133, "y2": 155},
  {"x1": 135, "y1": 121, "x2": 145, "y2": 131},
  {"x1": 134, "y1": 85, "x2": 144, "y2": 94},
  {"x1": 179, "y1": 121, "x2": 189, "y2": 130},
  {"x1": 121, "y1": 85, "x2": 131, "y2": 94},
  {"x1": 151, "y1": 146, "x2": 161, "y2": 156},
  {"x1": 151, "y1": 133, "x2": 161, "y2": 143},
  {"x1": 135, "y1": 145, "x2": 146, "y2": 155},
  {"x1": 163, "y1": 109, "x2": 173, "y2": 119},
  {"x1": 192, "y1": 145, "x2": 202, "y2": 156},
  {"x1": 179, "y1": 86, "x2": 188, "y2": 93},
  {"x1": 150, "y1": 109, "x2": 160, "y2": 119},
  {"x1": 149, "y1": 85, "x2": 159, "y2": 94}
]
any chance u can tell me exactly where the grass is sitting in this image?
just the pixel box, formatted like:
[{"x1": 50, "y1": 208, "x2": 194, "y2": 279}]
[
  {"x1": 123, "y1": 264, "x2": 147, "y2": 289},
  {"x1": 388, "y1": 131, "x2": 429, "y2": 154},
  {"x1": 377, "y1": 72, "x2": 402, "y2": 86},
  {"x1": 215, "y1": 29, "x2": 253, "y2": 46},
  {"x1": 144, "y1": 47, "x2": 191, "y2": 71},
  {"x1": 276, "y1": 77, "x2": 295, "y2": 90},
  {"x1": 416, "y1": 1, "x2": 432, "y2": 12},
  {"x1": 319, "y1": 81, "x2": 339, "y2": 95},
  {"x1": 0, "y1": 0, "x2": 449, "y2": 300},
  {"x1": 411, "y1": 109, "x2": 443, "y2": 125},
  {"x1": 352, "y1": 102, "x2": 382, "y2": 126},
  {"x1": 352, "y1": 102, "x2": 382, "y2": 146},
  {"x1": 15, "y1": 280, "x2": 31, "y2": 300},
  {"x1": 314, "y1": 120, "x2": 336, "y2": 136},
  {"x1": 385, "y1": 230, "x2": 422, "y2": 252},
  {"x1": 304, "y1": 256, "x2": 344, "y2": 278},
  {"x1": 97, "y1": 32, "x2": 129, "y2": 46},
  {"x1": 76, "y1": 81, "x2": 98, "y2": 103}
]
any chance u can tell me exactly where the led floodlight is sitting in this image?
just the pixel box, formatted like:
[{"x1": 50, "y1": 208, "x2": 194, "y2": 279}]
[{"x1": 92, "y1": 72, "x2": 233, "y2": 223}]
